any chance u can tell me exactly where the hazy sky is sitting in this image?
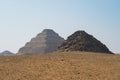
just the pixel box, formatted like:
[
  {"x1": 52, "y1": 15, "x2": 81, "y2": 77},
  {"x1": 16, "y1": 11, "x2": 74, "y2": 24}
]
[{"x1": 0, "y1": 0, "x2": 120, "y2": 53}]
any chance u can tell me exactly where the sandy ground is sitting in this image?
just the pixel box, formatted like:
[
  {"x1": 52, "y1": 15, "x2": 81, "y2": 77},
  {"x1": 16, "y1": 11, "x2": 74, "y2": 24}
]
[{"x1": 0, "y1": 51, "x2": 120, "y2": 80}]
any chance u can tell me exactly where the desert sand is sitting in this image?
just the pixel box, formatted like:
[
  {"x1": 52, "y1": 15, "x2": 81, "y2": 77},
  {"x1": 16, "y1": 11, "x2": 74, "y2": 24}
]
[{"x1": 0, "y1": 51, "x2": 120, "y2": 80}]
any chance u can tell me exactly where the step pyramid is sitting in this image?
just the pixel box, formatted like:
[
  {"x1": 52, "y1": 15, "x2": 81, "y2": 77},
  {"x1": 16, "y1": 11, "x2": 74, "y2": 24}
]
[
  {"x1": 18, "y1": 29, "x2": 64, "y2": 54},
  {"x1": 58, "y1": 30, "x2": 113, "y2": 54}
]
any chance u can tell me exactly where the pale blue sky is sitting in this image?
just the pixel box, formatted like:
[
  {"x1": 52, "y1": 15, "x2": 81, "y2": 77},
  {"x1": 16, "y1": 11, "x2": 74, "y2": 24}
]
[{"x1": 0, "y1": 0, "x2": 120, "y2": 53}]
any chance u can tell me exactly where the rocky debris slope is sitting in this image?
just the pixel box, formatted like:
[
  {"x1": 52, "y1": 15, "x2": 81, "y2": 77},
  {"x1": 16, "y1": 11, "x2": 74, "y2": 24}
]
[
  {"x1": 58, "y1": 30, "x2": 113, "y2": 54},
  {"x1": 18, "y1": 29, "x2": 64, "y2": 54}
]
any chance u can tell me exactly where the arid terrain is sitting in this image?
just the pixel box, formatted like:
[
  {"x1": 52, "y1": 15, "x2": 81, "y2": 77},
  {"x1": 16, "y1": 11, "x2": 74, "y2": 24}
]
[{"x1": 0, "y1": 52, "x2": 120, "y2": 80}]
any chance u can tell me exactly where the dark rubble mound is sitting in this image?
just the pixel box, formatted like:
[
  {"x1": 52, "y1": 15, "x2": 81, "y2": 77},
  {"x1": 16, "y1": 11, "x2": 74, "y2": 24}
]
[{"x1": 58, "y1": 30, "x2": 113, "y2": 54}]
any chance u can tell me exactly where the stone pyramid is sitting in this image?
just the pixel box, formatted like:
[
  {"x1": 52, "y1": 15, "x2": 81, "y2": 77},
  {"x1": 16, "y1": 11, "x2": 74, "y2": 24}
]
[
  {"x1": 0, "y1": 50, "x2": 14, "y2": 56},
  {"x1": 58, "y1": 30, "x2": 113, "y2": 54},
  {"x1": 18, "y1": 29, "x2": 64, "y2": 54}
]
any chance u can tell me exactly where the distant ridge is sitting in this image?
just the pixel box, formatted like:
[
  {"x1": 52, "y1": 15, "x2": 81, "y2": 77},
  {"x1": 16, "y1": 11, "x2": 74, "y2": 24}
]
[
  {"x1": 18, "y1": 29, "x2": 64, "y2": 54},
  {"x1": 58, "y1": 30, "x2": 113, "y2": 54}
]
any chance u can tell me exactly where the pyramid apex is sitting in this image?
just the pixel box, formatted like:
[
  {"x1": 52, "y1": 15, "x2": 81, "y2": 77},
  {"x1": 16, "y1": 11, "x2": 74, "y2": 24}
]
[
  {"x1": 42, "y1": 29, "x2": 54, "y2": 32},
  {"x1": 74, "y1": 30, "x2": 87, "y2": 34}
]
